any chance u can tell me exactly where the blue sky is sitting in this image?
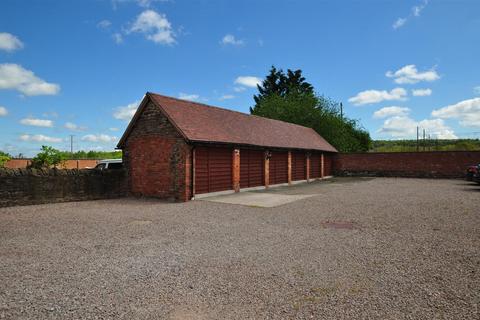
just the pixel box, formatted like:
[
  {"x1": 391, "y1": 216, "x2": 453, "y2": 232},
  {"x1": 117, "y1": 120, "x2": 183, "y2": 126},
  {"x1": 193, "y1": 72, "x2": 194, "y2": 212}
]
[{"x1": 1, "y1": 0, "x2": 479, "y2": 156}]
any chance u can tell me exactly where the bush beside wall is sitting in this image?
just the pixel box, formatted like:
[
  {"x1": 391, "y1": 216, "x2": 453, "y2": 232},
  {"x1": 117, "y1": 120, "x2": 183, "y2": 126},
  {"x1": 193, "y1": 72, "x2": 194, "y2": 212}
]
[
  {"x1": 0, "y1": 168, "x2": 126, "y2": 207},
  {"x1": 333, "y1": 151, "x2": 480, "y2": 179}
]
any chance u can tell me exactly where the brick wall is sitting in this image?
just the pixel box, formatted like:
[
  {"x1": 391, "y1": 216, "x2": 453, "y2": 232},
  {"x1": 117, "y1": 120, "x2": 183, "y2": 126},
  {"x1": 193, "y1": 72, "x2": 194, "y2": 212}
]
[
  {"x1": 333, "y1": 151, "x2": 480, "y2": 178},
  {"x1": 0, "y1": 168, "x2": 126, "y2": 207},
  {"x1": 5, "y1": 159, "x2": 99, "y2": 169},
  {"x1": 324, "y1": 153, "x2": 333, "y2": 176},
  {"x1": 122, "y1": 100, "x2": 191, "y2": 201}
]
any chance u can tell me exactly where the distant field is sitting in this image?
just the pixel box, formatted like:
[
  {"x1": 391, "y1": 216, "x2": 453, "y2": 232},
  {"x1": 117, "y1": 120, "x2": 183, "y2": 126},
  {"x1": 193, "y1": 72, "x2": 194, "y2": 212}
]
[{"x1": 370, "y1": 139, "x2": 480, "y2": 152}]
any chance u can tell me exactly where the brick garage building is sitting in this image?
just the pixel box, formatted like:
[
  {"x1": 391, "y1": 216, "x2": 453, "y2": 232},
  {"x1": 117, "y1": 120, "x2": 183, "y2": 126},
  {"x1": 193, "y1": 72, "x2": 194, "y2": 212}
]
[{"x1": 117, "y1": 92, "x2": 337, "y2": 201}]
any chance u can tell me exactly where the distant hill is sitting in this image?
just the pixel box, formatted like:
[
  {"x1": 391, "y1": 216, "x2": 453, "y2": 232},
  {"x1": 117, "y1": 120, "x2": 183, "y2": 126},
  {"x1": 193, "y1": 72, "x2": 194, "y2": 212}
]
[{"x1": 370, "y1": 139, "x2": 480, "y2": 152}]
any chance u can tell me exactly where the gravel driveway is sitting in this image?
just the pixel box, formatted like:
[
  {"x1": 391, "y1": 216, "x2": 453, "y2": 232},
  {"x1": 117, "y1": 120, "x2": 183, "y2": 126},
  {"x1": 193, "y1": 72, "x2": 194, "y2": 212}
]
[{"x1": 1, "y1": 177, "x2": 479, "y2": 319}]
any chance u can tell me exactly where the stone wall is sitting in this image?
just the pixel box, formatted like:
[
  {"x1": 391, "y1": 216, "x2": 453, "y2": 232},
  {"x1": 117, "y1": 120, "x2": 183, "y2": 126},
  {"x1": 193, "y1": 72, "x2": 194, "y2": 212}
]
[
  {"x1": 333, "y1": 151, "x2": 480, "y2": 178},
  {"x1": 0, "y1": 168, "x2": 126, "y2": 207}
]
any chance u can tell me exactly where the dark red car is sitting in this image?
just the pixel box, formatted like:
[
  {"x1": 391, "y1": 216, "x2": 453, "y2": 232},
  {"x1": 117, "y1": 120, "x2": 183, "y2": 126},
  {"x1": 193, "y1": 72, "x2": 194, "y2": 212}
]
[
  {"x1": 467, "y1": 165, "x2": 478, "y2": 181},
  {"x1": 467, "y1": 164, "x2": 480, "y2": 182},
  {"x1": 473, "y1": 165, "x2": 480, "y2": 184}
]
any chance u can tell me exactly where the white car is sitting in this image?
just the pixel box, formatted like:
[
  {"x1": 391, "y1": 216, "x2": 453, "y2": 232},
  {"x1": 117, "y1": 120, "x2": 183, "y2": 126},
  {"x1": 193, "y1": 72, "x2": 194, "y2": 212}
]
[{"x1": 94, "y1": 159, "x2": 123, "y2": 170}]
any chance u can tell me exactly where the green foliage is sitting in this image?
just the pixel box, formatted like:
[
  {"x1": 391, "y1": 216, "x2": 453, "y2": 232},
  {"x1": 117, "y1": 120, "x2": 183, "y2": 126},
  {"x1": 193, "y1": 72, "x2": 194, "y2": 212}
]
[
  {"x1": 0, "y1": 151, "x2": 11, "y2": 168},
  {"x1": 30, "y1": 146, "x2": 67, "y2": 169},
  {"x1": 251, "y1": 91, "x2": 319, "y2": 128},
  {"x1": 371, "y1": 139, "x2": 480, "y2": 152},
  {"x1": 314, "y1": 97, "x2": 371, "y2": 152},
  {"x1": 62, "y1": 150, "x2": 122, "y2": 159},
  {"x1": 252, "y1": 66, "x2": 314, "y2": 110},
  {"x1": 250, "y1": 66, "x2": 372, "y2": 152},
  {"x1": 28, "y1": 148, "x2": 121, "y2": 167}
]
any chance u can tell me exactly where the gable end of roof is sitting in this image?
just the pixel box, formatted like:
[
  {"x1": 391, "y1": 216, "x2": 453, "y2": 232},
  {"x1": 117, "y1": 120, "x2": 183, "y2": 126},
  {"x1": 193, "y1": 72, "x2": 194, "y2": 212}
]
[{"x1": 116, "y1": 93, "x2": 189, "y2": 148}]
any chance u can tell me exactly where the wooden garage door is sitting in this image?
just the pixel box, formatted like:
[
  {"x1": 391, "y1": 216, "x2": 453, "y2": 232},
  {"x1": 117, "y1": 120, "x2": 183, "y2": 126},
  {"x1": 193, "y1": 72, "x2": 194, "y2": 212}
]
[
  {"x1": 292, "y1": 151, "x2": 306, "y2": 181},
  {"x1": 310, "y1": 153, "x2": 321, "y2": 178},
  {"x1": 195, "y1": 147, "x2": 232, "y2": 194},
  {"x1": 324, "y1": 154, "x2": 333, "y2": 176},
  {"x1": 240, "y1": 149, "x2": 264, "y2": 188},
  {"x1": 269, "y1": 151, "x2": 288, "y2": 185}
]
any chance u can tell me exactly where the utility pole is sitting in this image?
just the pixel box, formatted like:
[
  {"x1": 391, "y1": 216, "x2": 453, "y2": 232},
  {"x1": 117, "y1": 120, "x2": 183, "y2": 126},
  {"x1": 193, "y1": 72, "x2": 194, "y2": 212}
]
[
  {"x1": 70, "y1": 135, "x2": 74, "y2": 154},
  {"x1": 423, "y1": 129, "x2": 426, "y2": 152},
  {"x1": 416, "y1": 126, "x2": 419, "y2": 152},
  {"x1": 340, "y1": 102, "x2": 343, "y2": 119}
]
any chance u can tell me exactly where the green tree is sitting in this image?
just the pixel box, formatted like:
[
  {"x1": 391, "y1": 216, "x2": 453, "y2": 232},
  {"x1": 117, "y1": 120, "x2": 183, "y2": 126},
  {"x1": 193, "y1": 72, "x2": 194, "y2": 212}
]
[
  {"x1": 30, "y1": 146, "x2": 67, "y2": 169},
  {"x1": 250, "y1": 66, "x2": 371, "y2": 152},
  {"x1": 0, "y1": 151, "x2": 11, "y2": 168},
  {"x1": 251, "y1": 66, "x2": 314, "y2": 113}
]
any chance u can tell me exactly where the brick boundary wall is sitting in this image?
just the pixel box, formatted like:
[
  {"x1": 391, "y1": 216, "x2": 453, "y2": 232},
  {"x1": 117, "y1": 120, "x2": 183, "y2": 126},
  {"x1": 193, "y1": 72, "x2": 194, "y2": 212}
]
[
  {"x1": 333, "y1": 151, "x2": 480, "y2": 179},
  {"x1": 5, "y1": 159, "x2": 99, "y2": 169},
  {"x1": 0, "y1": 168, "x2": 127, "y2": 207}
]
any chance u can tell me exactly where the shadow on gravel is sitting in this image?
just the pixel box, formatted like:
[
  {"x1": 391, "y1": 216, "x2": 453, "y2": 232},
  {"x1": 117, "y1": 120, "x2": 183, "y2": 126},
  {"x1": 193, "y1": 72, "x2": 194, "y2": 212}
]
[
  {"x1": 462, "y1": 187, "x2": 480, "y2": 192},
  {"x1": 249, "y1": 177, "x2": 374, "y2": 196},
  {"x1": 327, "y1": 177, "x2": 375, "y2": 184}
]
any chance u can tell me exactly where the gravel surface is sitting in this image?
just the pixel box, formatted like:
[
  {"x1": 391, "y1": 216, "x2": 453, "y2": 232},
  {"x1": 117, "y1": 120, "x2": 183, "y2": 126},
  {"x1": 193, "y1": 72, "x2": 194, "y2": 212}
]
[{"x1": 1, "y1": 177, "x2": 479, "y2": 319}]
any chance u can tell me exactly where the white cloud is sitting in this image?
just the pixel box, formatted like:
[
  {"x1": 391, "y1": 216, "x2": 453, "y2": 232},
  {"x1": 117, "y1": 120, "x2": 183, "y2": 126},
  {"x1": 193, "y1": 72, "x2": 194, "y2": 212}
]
[
  {"x1": 219, "y1": 94, "x2": 235, "y2": 101},
  {"x1": 109, "y1": 127, "x2": 119, "y2": 131},
  {"x1": 418, "y1": 118, "x2": 457, "y2": 139},
  {"x1": 221, "y1": 34, "x2": 244, "y2": 46},
  {"x1": 128, "y1": 10, "x2": 176, "y2": 45},
  {"x1": 0, "y1": 63, "x2": 60, "y2": 96},
  {"x1": 64, "y1": 122, "x2": 87, "y2": 131},
  {"x1": 234, "y1": 76, "x2": 262, "y2": 88},
  {"x1": 348, "y1": 87, "x2": 407, "y2": 106},
  {"x1": 97, "y1": 20, "x2": 112, "y2": 29},
  {"x1": 19, "y1": 134, "x2": 62, "y2": 143},
  {"x1": 473, "y1": 86, "x2": 480, "y2": 95},
  {"x1": 431, "y1": 97, "x2": 480, "y2": 128},
  {"x1": 111, "y1": 0, "x2": 169, "y2": 10},
  {"x1": 373, "y1": 106, "x2": 410, "y2": 119},
  {"x1": 81, "y1": 134, "x2": 118, "y2": 143},
  {"x1": 378, "y1": 116, "x2": 456, "y2": 139},
  {"x1": 135, "y1": 0, "x2": 168, "y2": 7},
  {"x1": 233, "y1": 86, "x2": 246, "y2": 92},
  {"x1": 392, "y1": 0, "x2": 429, "y2": 30},
  {"x1": 378, "y1": 116, "x2": 417, "y2": 137},
  {"x1": 393, "y1": 18, "x2": 407, "y2": 30},
  {"x1": 413, "y1": 0, "x2": 429, "y2": 17},
  {"x1": 42, "y1": 111, "x2": 58, "y2": 118},
  {"x1": 386, "y1": 64, "x2": 440, "y2": 84},
  {"x1": 178, "y1": 93, "x2": 200, "y2": 101},
  {"x1": 0, "y1": 106, "x2": 7, "y2": 116},
  {"x1": 20, "y1": 118, "x2": 54, "y2": 128},
  {"x1": 113, "y1": 101, "x2": 139, "y2": 121},
  {"x1": 0, "y1": 32, "x2": 24, "y2": 52},
  {"x1": 412, "y1": 88, "x2": 432, "y2": 96},
  {"x1": 136, "y1": 0, "x2": 155, "y2": 6},
  {"x1": 112, "y1": 33, "x2": 123, "y2": 44}
]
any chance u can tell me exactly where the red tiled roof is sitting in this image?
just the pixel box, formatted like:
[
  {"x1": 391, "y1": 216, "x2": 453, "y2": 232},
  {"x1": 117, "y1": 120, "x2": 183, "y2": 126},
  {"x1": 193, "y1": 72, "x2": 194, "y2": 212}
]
[{"x1": 118, "y1": 92, "x2": 337, "y2": 152}]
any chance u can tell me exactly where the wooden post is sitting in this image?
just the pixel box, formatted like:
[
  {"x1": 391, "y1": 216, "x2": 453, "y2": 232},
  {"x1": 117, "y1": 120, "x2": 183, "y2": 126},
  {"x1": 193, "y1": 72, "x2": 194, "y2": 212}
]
[
  {"x1": 191, "y1": 147, "x2": 196, "y2": 198},
  {"x1": 287, "y1": 151, "x2": 292, "y2": 185},
  {"x1": 232, "y1": 148, "x2": 240, "y2": 192},
  {"x1": 264, "y1": 150, "x2": 270, "y2": 188},
  {"x1": 320, "y1": 153, "x2": 324, "y2": 178},
  {"x1": 306, "y1": 154, "x2": 310, "y2": 182}
]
